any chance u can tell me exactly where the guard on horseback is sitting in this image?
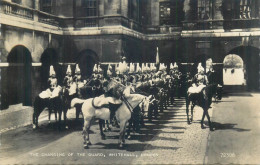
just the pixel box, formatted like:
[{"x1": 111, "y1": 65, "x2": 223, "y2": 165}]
[
  {"x1": 188, "y1": 63, "x2": 208, "y2": 98},
  {"x1": 63, "y1": 65, "x2": 77, "y2": 97},
  {"x1": 39, "y1": 65, "x2": 62, "y2": 99}
]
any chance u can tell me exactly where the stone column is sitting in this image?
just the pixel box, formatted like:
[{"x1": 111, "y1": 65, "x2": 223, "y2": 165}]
[
  {"x1": 183, "y1": 0, "x2": 191, "y2": 21},
  {"x1": 121, "y1": 0, "x2": 128, "y2": 17},
  {"x1": 33, "y1": 0, "x2": 40, "y2": 21}
]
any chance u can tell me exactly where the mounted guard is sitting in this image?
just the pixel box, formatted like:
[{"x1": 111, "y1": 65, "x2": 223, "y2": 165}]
[
  {"x1": 39, "y1": 65, "x2": 62, "y2": 99},
  {"x1": 188, "y1": 63, "x2": 208, "y2": 97}
]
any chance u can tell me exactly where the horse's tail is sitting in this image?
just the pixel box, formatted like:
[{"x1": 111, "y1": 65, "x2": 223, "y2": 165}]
[{"x1": 71, "y1": 98, "x2": 85, "y2": 108}]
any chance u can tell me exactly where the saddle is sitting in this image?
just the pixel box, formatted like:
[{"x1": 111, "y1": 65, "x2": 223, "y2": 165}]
[{"x1": 188, "y1": 87, "x2": 208, "y2": 101}]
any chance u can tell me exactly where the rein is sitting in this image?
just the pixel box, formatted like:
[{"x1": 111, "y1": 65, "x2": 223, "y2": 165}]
[
  {"x1": 122, "y1": 95, "x2": 133, "y2": 113},
  {"x1": 122, "y1": 95, "x2": 145, "y2": 114}
]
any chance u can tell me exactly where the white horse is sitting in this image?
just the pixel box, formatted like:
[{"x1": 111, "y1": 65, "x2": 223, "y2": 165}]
[{"x1": 71, "y1": 87, "x2": 146, "y2": 148}]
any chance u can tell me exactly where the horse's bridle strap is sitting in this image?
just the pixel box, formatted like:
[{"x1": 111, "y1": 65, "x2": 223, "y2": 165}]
[{"x1": 92, "y1": 98, "x2": 103, "y2": 109}]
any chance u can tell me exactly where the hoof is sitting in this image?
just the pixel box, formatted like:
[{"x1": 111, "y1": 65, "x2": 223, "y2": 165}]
[
  {"x1": 33, "y1": 124, "x2": 37, "y2": 129},
  {"x1": 48, "y1": 121, "x2": 51, "y2": 124},
  {"x1": 87, "y1": 141, "x2": 92, "y2": 145},
  {"x1": 201, "y1": 125, "x2": 206, "y2": 129},
  {"x1": 210, "y1": 127, "x2": 214, "y2": 131},
  {"x1": 65, "y1": 126, "x2": 69, "y2": 129},
  {"x1": 127, "y1": 135, "x2": 131, "y2": 139},
  {"x1": 84, "y1": 144, "x2": 88, "y2": 149},
  {"x1": 119, "y1": 143, "x2": 124, "y2": 148},
  {"x1": 187, "y1": 121, "x2": 191, "y2": 125},
  {"x1": 101, "y1": 135, "x2": 106, "y2": 140}
]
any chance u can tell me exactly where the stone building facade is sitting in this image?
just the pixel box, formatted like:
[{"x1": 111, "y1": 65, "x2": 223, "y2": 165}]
[{"x1": 0, "y1": 0, "x2": 259, "y2": 109}]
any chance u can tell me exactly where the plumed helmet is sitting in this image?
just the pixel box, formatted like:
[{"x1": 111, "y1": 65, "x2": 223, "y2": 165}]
[
  {"x1": 75, "y1": 64, "x2": 81, "y2": 75},
  {"x1": 49, "y1": 65, "x2": 56, "y2": 77},
  {"x1": 97, "y1": 65, "x2": 103, "y2": 74},
  {"x1": 66, "y1": 65, "x2": 72, "y2": 75},
  {"x1": 170, "y1": 63, "x2": 174, "y2": 70},
  {"x1": 197, "y1": 63, "x2": 204, "y2": 73},
  {"x1": 93, "y1": 64, "x2": 98, "y2": 74},
  {"x1": 129, "y1": 63, "x2": 135, "y2": 74},
  {"x1": 107, "y1": 64, "x2": 113, "y2": 76},
  {"x1": 173, "y1": 62, "x2": 178, "y2": 69}
]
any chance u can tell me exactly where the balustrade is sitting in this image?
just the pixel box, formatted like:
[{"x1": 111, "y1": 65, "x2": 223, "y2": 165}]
[
  {"x1": 0, "y1": 0, "x2": 259, "y2": 32},
  {"x1": 0, "y1": 0, "x2": 33, "y2": 19}
]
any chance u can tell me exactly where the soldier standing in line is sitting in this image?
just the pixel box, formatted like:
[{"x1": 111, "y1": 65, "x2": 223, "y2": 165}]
[
  {"x1": 63, "y1": 65, "x2": 77, "y2": 97},
  {"x1": 47, "y1": 65, "x2": 62, "y2": 122}
]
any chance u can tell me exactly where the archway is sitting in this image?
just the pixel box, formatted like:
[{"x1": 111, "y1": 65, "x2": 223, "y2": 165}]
[
  {"x1": 7, "y1": 45, "x2": 32, "y2": 106},
  {"x1": 223, "y1": 54, "x2": 245, "y2": 85},
  {"x1": 40, "y1": 48, "x2": 60, "y2": 89},
  {"x1": 77, "y1": 49, "x2": 99, "y2": 79},
  {"x1": 228, "y1": 46, "x2": 260, "y2": 91}
]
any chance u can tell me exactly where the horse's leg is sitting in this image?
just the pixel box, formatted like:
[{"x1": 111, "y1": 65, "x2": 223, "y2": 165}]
[
  {"x1": 99, "y1": 119, "x2": 106, "y2": 140},
  {"x1": 83, "y1": 118, "x2": 92, "y2": 149},
  {"x1": 119, "y1": 120, "x2": 128, "y2": 148},
  {"x1": 204, "y1": 108, "x2": 214, "y2": 131},
  {"x1": 126, "y1": 119, "x2": 132, "y2": 139},
  {"x1": 201, "y1": 110, "x2": 206, "y2": 129},
  {"x1": 186, "y1": 98, "x2": 190, "y2": 124},
  {"x1": 154, "y1": 102, "x2": 159, "y2": 119},
  {"x1": 63, "y1": 108, "x2": 68, "y2": 129},
  {"x1": 33, "y1": 112, "x2": 39, "y2": 129},
  {"x1": 48, "y1": 108, "x2": 51, "y2": 124},
  {"x1": 190, "y1": 104, "x2": 195, "y2": 122},
  {"x1": 105, "y1": 120, "x2": 111, "y2": 131}
]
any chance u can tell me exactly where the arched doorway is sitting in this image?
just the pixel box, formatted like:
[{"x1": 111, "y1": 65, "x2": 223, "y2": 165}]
[
  {"x1": 77, "y1": 49, "x2": 99, "y2": 79},
  {"x1": 228, "y1": 46, "x2": 260, "y2": 91},
  {"x1": 223, "y1": 54, "x2": 245, "y2": 85},
  {"x1": 40, "y1": 48, "x2": 60, "y2": 89},
  {"x1": 7, "y1": 45, "x2": 32, "y2": 106}
]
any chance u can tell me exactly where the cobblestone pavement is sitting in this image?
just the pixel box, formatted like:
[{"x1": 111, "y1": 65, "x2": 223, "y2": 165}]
[{"x1": 133, "y1": 98, "x2": 212, "y2": 164}]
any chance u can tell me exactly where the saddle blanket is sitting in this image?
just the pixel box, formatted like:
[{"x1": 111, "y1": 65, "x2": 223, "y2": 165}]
[
  {"x1": 68, "y1": 83, "x2": 77, "y2": 96},
  {"x1": 188, "y1": 84, "x2": 206, "y2": 94},
  {"x1": 93, "y1": 95, "x2": 122, "y2": 108},
  {"x1": 39, "y1": 86, "x2": 62, "y2": 99}
]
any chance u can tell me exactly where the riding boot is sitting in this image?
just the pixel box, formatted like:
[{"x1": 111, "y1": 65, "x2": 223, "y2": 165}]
[{"x1": 201, "y1": 121, "x2": 205, "y2": 129}]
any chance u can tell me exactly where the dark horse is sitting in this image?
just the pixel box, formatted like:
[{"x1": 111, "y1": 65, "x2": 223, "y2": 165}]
[
  {"x1": 186, "y1": 84, "x2": 218, "y2": 131},
  {"x1": 33, "y1": 94, "x2": 64, "y2": 129}
]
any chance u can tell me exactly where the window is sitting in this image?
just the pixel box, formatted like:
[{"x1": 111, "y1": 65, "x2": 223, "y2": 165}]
[
  {"x1": 82, "y1": 0, "x2": 97, "y2": 17},
  {"x1": 160, "y1": 2, "x2": 173, "y2": 25},
  {"x1": 128, "y1": 0, "x2": 140, "y2": 22},
  {"x1": 40, "y1": 0, "x2": 52, "y2": 13},
  {"x1": 240, "y1": 0, "x2": 252, "y2": 19},
  {"x1": 159, "y1": 1, "x2": 184, "y2": 26},
  {"x1": 197, "y1": 0, "x2": 211, "y2": 20},
  {"x1": 223, "y1": 0, "x2": 258, "y2": 19}
]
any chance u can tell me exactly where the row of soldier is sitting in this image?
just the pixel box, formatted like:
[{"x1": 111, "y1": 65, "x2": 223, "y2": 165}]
[{"x1": 36, "y1": 56, "x2": 215, "y2": 131}]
